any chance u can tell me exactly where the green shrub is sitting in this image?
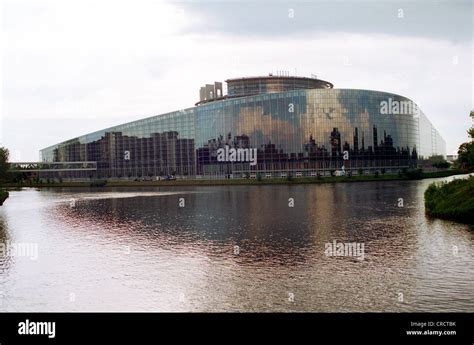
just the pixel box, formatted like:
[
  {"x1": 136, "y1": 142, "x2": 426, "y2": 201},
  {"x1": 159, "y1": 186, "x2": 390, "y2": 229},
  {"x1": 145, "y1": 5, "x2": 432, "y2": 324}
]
[
  {"x1": 403, "y1": 168, "x2": 423, "y2": 180},
  {"x1": 0, "y1": 190, "x2": 9, "y2": 205},
  {"x1": 90, "y1": 179, "x2": 107, "y2": 187},
  {"x1": 424, "y1": 176, "x2": 474, "y2": 223}
]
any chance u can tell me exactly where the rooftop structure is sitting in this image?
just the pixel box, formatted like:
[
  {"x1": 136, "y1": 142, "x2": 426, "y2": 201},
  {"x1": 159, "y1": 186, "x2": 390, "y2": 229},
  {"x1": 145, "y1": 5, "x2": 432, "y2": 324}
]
[{"x1": 196, "y1": 74, "x2": 333, "y2": 105}]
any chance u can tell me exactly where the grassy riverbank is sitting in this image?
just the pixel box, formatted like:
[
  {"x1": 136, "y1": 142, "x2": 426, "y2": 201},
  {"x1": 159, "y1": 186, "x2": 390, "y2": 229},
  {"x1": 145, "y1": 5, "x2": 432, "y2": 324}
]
[
  {"x1": 0, "y1": 190, "x2": 9, "y2": 205},
  {"x1": 425, "y1": 175, "x2": 474, "y2": 224},
  {"x1": 2, "y1": 170, "x2": 463, "y2": 188}
]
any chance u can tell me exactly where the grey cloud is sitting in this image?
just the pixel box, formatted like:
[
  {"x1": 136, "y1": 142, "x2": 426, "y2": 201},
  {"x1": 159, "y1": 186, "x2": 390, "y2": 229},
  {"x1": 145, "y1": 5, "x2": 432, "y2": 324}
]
[{"x1": 177, "y1": 0, "x2": 472, "y2": 41}]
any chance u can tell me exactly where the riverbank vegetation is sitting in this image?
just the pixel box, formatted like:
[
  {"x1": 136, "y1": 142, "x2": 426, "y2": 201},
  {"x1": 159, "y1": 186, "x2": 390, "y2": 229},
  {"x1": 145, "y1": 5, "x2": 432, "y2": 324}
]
[
  {"x1": 0, "y1": 190, "x2": 8, "y2": 205},
  {"x1": 424, "y1": 110, "x2": 474, "y2": 224},
  {"x1": 425, "y1": 176, "x2": 474, "y2": 224},
  {"x1": 2, "y1": 169, "x2": 464, "y2": 188},
  {"x1": 454, "y1": 110, "x2": 474, "y2": 172},
  {"x1": 0, "y1": 147, "x2": 10, "y2": 205}
]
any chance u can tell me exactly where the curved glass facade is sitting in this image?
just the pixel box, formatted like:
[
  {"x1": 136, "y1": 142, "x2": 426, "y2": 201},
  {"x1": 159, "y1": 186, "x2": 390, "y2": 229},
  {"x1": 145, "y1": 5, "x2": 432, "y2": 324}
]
[
  {"x1": 40, "y1": 88, "x2": 446, "y2": 179},
  {"x1": 226, "y1": 75, "x2": 333, "y2": 98}
]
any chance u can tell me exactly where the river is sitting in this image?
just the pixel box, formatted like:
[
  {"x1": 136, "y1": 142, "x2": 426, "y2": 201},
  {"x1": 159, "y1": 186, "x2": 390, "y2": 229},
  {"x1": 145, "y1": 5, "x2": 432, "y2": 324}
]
[{"x1": 0, "y1": 176, "x2": 472, "y2": 311}]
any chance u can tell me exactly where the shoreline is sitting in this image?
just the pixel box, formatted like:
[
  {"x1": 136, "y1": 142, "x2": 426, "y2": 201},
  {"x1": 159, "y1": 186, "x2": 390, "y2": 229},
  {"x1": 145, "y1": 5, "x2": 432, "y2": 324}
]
[
  {"x1": 0, "y1": 190, "x2": 9, "y2": 204},
  {"x1": 425, "y1": 175, "x2": 474, "y2": 225},
  {"x1": 2, "y1": 170, "x2": 464, "y2": 189}
]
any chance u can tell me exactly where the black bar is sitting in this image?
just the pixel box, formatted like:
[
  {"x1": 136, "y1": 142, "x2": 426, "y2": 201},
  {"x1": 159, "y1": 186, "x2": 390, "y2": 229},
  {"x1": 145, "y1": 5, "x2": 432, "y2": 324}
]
[{"x1": 0, "y1": 313, "x2": 472, "y2": 345}]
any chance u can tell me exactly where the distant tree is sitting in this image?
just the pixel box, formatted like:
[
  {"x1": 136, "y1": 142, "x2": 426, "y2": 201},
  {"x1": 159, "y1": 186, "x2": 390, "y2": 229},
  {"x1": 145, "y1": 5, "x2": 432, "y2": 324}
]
[
  {"x1": 456, "y1": 110, "x2": 474, "y2": 171},
  {"x1": 468, "y1": 110, "x2": 474, "y2": 138},
  {"x1": 419, "y1": 154, "x2": 449, "y2": 169},
  {"x1": 433, "y1": 161, "x2": 450, "y2": 169},
  {"x1": 0, "y1": 147, "x2": 10, "y2": 184}
]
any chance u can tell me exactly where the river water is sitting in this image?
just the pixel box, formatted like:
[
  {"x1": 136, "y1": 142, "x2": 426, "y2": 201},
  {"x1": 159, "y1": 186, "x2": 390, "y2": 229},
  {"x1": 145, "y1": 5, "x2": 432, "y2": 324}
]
[{"x1": 0, "y1": 176, "x2": 473, "y2": 312}]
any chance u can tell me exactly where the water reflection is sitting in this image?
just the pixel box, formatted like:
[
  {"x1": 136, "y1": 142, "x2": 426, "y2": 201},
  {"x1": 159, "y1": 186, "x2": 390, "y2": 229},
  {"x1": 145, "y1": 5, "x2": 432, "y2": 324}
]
[
  {"x1": 0, "y1": 212, "x2": 12, "y2": 273},
  {"x1": 0, "y1": 178, "x2": 472, "y2": 312}
]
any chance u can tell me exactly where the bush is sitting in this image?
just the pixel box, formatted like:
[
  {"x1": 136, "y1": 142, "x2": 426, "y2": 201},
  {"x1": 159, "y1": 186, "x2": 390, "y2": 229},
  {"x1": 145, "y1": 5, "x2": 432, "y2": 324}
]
[
  {"x1": 374, "y1": 171, "x2": 379, "y2": 178},
  {"x1": 287, "y1": 174, "x2": 293, "y2": 182},
  {"x1": 0, "y1": 190, "x2": 9, "y2": 206},
  {"x1": 433, "y1": 161, "x2": 450, "y2": 169},
  {"x1": 90, "y1": 179, "x2": 107, "y2": 187},
  {"x1": 403, "y1": 168, "x2": 423, "y2": 180},
  {"x1": 0, "y1": 147, "x2": 10, "y2": 184},
  {"x1": 425, "y1": 176, "x2": 474, "y2": 224}
]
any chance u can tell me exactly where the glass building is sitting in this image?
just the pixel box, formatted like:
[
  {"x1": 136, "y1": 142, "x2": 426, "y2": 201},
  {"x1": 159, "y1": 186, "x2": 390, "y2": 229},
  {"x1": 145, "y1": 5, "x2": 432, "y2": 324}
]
[{"x1": 40, "y1": 75, "x2": 446, "y2": 179}]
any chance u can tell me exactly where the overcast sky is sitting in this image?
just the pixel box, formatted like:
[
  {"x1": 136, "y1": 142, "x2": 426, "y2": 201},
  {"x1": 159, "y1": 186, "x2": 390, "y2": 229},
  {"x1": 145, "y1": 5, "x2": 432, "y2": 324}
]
[{"x1": 1, "y1": 0, "x2": 472, "y2": 161}]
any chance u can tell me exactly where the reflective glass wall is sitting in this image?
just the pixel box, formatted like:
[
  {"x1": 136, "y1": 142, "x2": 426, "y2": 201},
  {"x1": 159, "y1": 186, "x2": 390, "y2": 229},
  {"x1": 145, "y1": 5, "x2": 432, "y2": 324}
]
[{"x1": 40, "y1": 89, "x2": 445, "y2": 179}]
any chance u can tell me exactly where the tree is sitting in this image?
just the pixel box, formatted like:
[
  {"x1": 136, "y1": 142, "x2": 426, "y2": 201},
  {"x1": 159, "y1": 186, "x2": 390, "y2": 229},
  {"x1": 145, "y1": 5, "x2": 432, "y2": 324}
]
[
  {"x1": 456, "y1": 110, "x2": 474, "y2": 171},
  {"x1": 457, "y1": 142, "x2": 474, "y2": 170},
  {"x1": 433, "y1": 161, "x2": 450, "y2": 169},
  {"x1": 468, "y1": 110, "x2": 474, "y2": 139},
  {"x1": 418, "y1": 154, "x2": 449, "y2": 169},
  {"x1": 0, "y1": 147, "x2": 10, "y2": 184}
]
